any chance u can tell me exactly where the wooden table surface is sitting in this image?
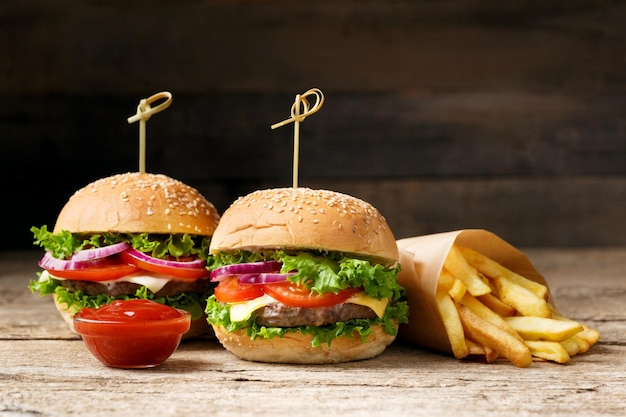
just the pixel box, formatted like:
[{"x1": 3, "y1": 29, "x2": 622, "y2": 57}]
[{"x1": 1, "y1": 248, "x2": 624, "y2": 417}]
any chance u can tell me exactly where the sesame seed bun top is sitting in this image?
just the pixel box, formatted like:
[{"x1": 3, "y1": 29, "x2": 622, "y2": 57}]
[
  {"x1": 53, "y1": 172, "x2": 220, "y2": 236},
  {"x1": 209, "y1": 187, "x2": 398, "y2": 265}
]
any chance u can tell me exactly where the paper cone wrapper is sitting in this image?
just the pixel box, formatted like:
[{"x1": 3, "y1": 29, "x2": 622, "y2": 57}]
[{"x1": 396, "y1": 229, "x2": 551, "y2": 355}]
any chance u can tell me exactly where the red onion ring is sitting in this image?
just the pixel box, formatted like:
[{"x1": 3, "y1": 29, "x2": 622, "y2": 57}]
[
  {"x1": 210, "y1": 261, "x2": 283, "y2": 282},
  {"x1": 236, "y1": 272, "x2": 294, "y2": 285},
  {"x1": 71, "y1": 242, "x2": 131, "y2": 262},
  {"x1": 39, "y1": 252, "x2": 113, "y2": 271},
  {"x1": 124, "y1": 248, "x2": 206, "y2": 269}
]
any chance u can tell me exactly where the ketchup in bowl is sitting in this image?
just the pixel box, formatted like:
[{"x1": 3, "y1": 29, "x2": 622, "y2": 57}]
[{"x1": 73, "y1": 299, "x2": 191, "y2": 368}]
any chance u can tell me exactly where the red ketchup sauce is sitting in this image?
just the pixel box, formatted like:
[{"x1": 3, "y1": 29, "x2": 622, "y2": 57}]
[{"x1": 73, "y1": 299, "x2": 191, "y2": 368}]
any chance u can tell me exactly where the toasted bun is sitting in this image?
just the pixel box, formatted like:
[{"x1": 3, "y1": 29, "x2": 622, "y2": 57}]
[
  {"x1": 212, "y1": 323, "x2": 397, "y2": 364},
  {"x1": 54, "y1": 172, "x2": 220, "y2": 236},
  {"x1": 53, "y1": 294, "x2": 213, "y2": 339},
  {"x1": 210, "y1": 187, "x2": 398, "y2": 265},
  {"x1": 51, "y1": 172, "x2": 219, "y2": 339}
]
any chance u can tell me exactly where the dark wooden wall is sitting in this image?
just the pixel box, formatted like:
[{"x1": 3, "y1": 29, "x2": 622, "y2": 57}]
[{"x1": 2, "y1": 0, "x2": 625, "y2": 249}]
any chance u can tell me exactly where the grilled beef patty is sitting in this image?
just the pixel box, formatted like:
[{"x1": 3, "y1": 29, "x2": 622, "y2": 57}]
[
  {"x1": 255, "y1": 302, "x2": 377, "y2": 327},
  {"x1": 59, "y1": 278, "x2": 211, "y2": 297}
]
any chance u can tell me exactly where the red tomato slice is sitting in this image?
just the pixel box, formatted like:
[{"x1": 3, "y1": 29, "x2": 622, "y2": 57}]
[
  {"x1": 262, "y1": 282, "x2": 361, "y2": 308},
  {"x1": 118, "y1": 251, "x2": 209, "y2": 280},
  {"x1": 213, "y1": 277, "x2": 265, "y2": 303},
  {"x1": 46, "y1": 263, "x2": 140, "y2": 282}
]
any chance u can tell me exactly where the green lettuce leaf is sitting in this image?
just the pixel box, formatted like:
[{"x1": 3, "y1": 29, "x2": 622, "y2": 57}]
[
  {"x1": 31, "y1": 226, "x2": 211, "y2": 260},
  {"x1": 211, "y1": 249, "x2": 405, "y2": 302},
  {"x1": 29, "y1": 273, "x2": 208, "y2": 320}
]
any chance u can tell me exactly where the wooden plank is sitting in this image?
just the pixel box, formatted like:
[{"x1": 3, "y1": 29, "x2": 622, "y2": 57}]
[
  {"x1": 1, "y1": 1, "x2": 624, "y2": 94},
  {"x1": 1, "y1": 0, "x2": 625, "y2": 249},
  {"x1": 1, "y1": 248, "x2": 625, "y2": 417},
  {"x1": 3, "y1": 94, "x2": 625, "y2": 179},
  {"x1": 300, "y1": 177, "x2": 626, "y2": 246},
  {"x1": 2, "y1": 339, "x2": 624, "y2": 417},
  {"x1": 10, "y1": 175, "x2": 626, "y2": 249}
]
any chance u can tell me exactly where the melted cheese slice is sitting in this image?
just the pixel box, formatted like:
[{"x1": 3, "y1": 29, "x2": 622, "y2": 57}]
[
  {"x1": 345, "y1": 293, "x2": 389, "y2": 319},
  {"x1": 228, "y1": 293, "x2": 389, "y2": 323},
  {"x1": 230, "y1": 294, "x2": 276, "y2": 322},
  {"x1": 111, "y1": 272, "x2": 172, "y2": 293},
  {"x1": 47, "y1": 270, "x2": 173, "y2": 294}
]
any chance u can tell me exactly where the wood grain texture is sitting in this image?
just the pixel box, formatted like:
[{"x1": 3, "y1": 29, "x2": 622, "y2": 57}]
[
  {"x1": 1, "y1": 248, "x2": 624, "y2": 416},
  {"x1": 1, "y1": 1, "x2": 624, "y2": 248},
  {"x1": 2, "y1": 1, "x2": 624, "y2": 95}
]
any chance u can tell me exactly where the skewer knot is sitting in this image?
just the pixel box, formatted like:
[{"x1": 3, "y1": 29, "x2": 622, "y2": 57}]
[
  {"x1": 271, "y1": 88, "x2": 325, "y2": 129},
  {"x1": 127, "y1": 91, "x2": 173, "y2": 124}
]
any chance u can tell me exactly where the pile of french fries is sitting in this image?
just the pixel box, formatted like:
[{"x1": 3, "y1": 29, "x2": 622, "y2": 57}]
[{"x1": 437, "y1": 245, "x2": 600, "y2": 367}]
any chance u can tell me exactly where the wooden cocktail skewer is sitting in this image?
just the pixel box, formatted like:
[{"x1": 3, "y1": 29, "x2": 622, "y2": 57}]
[
  {"x1": 127, "y1": 91, "x2": 173, "y2": 173},
  {"x1": 271, "y1": 88, "x2": 325, "y2": 188}
]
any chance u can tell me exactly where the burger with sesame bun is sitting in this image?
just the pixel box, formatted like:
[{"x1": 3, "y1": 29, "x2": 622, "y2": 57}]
[
  {"x1": 205, "y1": 187, "x2": 409, "y2": 363},
  {"x1": 29, "y1": 172, "x2": 220, "y2": 338}
]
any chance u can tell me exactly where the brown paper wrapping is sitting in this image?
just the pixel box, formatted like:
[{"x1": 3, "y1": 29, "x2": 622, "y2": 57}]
[{"x1": 396, "y1": 229, "x2": 551, "y2": 355}]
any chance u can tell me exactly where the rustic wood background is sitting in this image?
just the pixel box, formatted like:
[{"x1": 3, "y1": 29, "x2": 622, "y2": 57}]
[{"x1": 2, "y1": 0, "x2": 625, "y2": 249}]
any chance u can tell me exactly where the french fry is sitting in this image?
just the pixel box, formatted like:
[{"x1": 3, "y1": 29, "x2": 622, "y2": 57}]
[
  {"x1": 547, "y1": 304, "x2": 600, "y2": 350},
  {"x1": 485, "y1": 345, "x2": 499, "y2": 363},
  {"x1": 430, "y1": 244, "x2": 599, "y2": 367},
  {"x1": 465, "y1": 338, "x2": 483, "y2": 355},
  {"x1": 560, "y1": 336, "x2": 581, "y2": 356},
  {"x1": 448, "y1": 278, "x2": 467, "y2": 304},
  {"x1": 459, "y1": 293, "x2": 522, "y2": 341},
  {"x1": 504, "y1": 316, "x2": 584, "y2": 342},
  {"x1": 524, "y1": 340, "x2": 571, "y2": 364},
  {"x1": 437, "y1": 269, "x2": 456, "y2": 292},
  {"x1": 435, "y1": 289, "x2": 469, "y2": 359},
  {"x1": 458, "y1": 305, "x2": 532, "y2": 368},
  {"x1": 478, "y1": 293, "x2": 517, "y2": 317},
  {"x1": 576, "y1": 326, "x2": 601, "y2": 347},
  {"x1": 466, "y1": 339, "x2": 499, "y2": 363},
  {"x1": 458, "y1": 246, "x2": 549, "y2": 300},
  {"x1": 443, "y1": 245, "x2": 492, "y2": 296},
  {"x1": 493, "y1": 275, "x2": 551, "y2": 318},
  {"x1": 569, "y1": 335, "x2": 591, "y2": 354}
]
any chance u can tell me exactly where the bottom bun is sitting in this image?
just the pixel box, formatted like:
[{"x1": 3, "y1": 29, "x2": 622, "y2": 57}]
[
  {"x1": 212, "y1": 324, "x2": 397, "y2": 364},
  {"x1": 53, "y1": 293, "x2": 213, "y2": 339}
]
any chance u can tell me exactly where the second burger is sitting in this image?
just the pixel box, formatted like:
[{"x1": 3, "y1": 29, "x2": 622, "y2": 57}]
[
  {"x1": 30, "y1": 172, "x2": 220, "y2": 338},
  {"x1": 205, "y1": 187, "x2": 409, "y2": 363}
]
